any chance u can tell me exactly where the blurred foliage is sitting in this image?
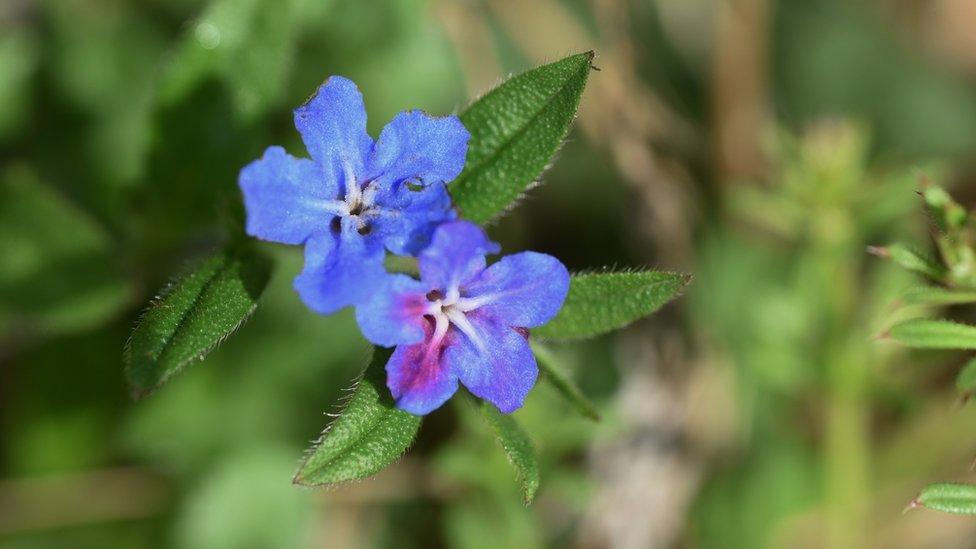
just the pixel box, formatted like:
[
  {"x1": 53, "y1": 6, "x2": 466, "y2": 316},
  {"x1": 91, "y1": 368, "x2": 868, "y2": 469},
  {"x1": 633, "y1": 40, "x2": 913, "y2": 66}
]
[
  {"x1": 689, "y1": 122, "x2": 926, "y2": 548},
  {"x1": 5, "y1": 0, "x2": 976, "y2": 547},
  {"x1": 874, "y1": 177, "x2": 976, "y2": 515}
]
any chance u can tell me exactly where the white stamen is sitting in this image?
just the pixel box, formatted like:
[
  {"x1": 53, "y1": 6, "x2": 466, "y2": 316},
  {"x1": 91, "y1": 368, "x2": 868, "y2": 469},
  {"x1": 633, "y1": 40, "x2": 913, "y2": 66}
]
[
  {"x1": 342, "y1": 160, "x2": 361, "y2": 206},
  {"x1": 444, "y1": 307, "x2": 486, "y2": 353},
  {"x1": 444, "y1": 286, "x2": 460, "y2": 305},
  {"x1": 361, "y1": 180, "x2": 379, "y2": 206},
  {"x1": 316, "y1": 199, "x2": 350, "y2": 216},
  {"x1": 424, "y1": 283, "x2": 496, "y2": 354},
  {"x1": 431, "y1": 311, "x2": 450, "y2": 347},
  {"x1": 455, "y1": 294, "x2": 495, "y2": 312}
]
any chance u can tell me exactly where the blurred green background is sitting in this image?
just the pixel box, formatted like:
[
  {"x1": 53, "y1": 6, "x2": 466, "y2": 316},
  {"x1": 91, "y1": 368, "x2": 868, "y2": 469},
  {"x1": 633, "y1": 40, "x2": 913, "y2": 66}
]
[{"x1": 4, "y1": 0, "x2": 976, "y2": 547}]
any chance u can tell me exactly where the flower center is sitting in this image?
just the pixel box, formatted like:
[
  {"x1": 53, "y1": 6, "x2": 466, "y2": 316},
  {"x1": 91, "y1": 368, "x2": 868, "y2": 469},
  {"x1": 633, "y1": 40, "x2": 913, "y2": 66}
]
[
  {"x1": 424, "y1": 286, "x2": 489, "y2": 352},
  {"x1": 328, "y1": 162, "x2": 379, "y2": 235}
]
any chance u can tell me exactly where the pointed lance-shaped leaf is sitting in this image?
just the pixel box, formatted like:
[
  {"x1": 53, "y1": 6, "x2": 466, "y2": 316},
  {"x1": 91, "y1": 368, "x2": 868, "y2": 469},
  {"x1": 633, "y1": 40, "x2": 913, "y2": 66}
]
[
  {"x1": 125, "y1": 247, "x2": 271, "y2": 398},
  {"x1": 532, "y1": 342, "x2": 600, "y2": 421},
  {"x1": 480, "y1": 402, "x2": 541, "y2": 505},
  {"x1": 533, "y1": 271, "x2": 690, "y2": 341},
  {"x1": 868, "y1": 244, "x2": 946, "y2": 282},
  {"x1": 910, "y1": 483, "x2": 976, "y2": 515},
  {"x1": 923, "y1": 184, "x2": 968, "y2": 233},
  {"x1": 899, "y1": 287, "x2": 976, "y2": 307},
  {"x1": 887, "y1": 319, "x2": 976, "y2": 350},
  {"x1": 451, "y1": 51, "x2": 595, "y2": 224},
  {"x1": 294, "y1": 347, "x2": 422, "y2": 486}
]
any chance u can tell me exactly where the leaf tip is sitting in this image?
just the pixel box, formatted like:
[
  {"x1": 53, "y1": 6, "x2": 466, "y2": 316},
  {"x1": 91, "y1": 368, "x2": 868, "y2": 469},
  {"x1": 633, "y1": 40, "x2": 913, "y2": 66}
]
[
  {"x1": 903, "y1": 497, "x2": 922, "y2": 515},
  {"x1": 867, "y1": 245, "x2": 890, "y2": 258},
  {"x1": 291, "y1": 470, "x2": 310, "y2": 487},
  {"x1": 582, "y1": 49, "x2": 598, "y2": 70}
]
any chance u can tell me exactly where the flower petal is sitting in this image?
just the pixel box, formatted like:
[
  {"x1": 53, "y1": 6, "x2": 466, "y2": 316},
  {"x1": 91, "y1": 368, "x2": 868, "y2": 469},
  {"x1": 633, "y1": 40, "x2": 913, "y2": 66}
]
[
  {"x1": 238, "y1": 146, "x2": 339, "y2": 245},
  {"x1": 463, "y1": 252, "x2": 570, "y2": 328},
  {"x1": 366, "y1": 110, "x2": 469, "y2": 188},
  {"x1": 418, "y1": 221, "x2": 500, "y2": 292},
  {"x1": 447, "y1": 314, "x2": 537, "y2": 413},
  {"x1": 372, "y1": 180, "x2": 457, "y2": 256},
  {"x1": 293, "y1": 218, "x2": 386, "y2": 315},
  {"x1": 386, "y1": 323, "x2": 459, "y2": 415},
  {"x1": 356, "y1": 273, "x2": 430, "y2": 347},
  {"x1": 294, "y1": 76, "x2": 373, "y2": 176}
]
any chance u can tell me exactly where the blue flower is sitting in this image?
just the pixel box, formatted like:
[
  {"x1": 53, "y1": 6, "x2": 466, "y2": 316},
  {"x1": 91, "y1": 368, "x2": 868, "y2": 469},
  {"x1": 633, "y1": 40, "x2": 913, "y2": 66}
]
[
  {"x1": 239, "y1": 76, "x2": 468, "y2": 314},
  {"x1": 356, "y1": 220, "x2": 570, "y2": 415}
]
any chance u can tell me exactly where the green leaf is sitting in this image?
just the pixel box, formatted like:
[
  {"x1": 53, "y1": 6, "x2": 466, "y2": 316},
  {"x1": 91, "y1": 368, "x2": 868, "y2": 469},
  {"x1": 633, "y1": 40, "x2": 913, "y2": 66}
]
[
  {"x1": 0, "y1": 28, "x2": 38, "y2": 139},
  {"x1": 158, "y1": 0, "x2": 262, "y2": 106},
  {"x1": 158, "y1": 0, "x2": 304, "y2": 120},
  {"x1": 531, "y1": 343, "x2": 600, "y2": 421},
  {"x1": 887, "y1": 319, "x2": 976, "y2": 350},
  {"x1": 534, "y1": 271, "x2": 690, "y2": 341},
  {"x1": 0, "y1": 166, "x2": 133, "y2": 335},
  {"x1": 294, "y1": 347, "x2": 422, "y2": 486},
  {"x1": 956, "y1": 357, "x2": 976, "y2": 396},
  {"x1": 480, "y1": 402, "x2": 540, "y2": 505},
  {"x1": 923, "y1": 184, "x2": 968, "y2": 233},
  {"x1": 912, "y1": 483, "x2": 976, "y2": 515},
  {"x1": 451, "y1": 51, "x2": 594, "y2": 224},
  {"x1": 869, "y1": 244, "x2": 946, "y2": 281},
  {"x1": 125, "y1": 247, "x2": 272, "y2": 397},
  {"x1": 899, "y1": 287, "x2": 976, "y2": 307}
]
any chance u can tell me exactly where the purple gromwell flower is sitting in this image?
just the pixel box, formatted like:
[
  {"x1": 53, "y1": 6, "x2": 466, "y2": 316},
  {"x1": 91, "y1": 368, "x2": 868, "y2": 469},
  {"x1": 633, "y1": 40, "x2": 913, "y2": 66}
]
[
  {"x1": 356, "y1": 220, "x2": 570, "y2": 415},
  {"x1": 238, "y1": 76, "x2": 469, "y2": 314}
]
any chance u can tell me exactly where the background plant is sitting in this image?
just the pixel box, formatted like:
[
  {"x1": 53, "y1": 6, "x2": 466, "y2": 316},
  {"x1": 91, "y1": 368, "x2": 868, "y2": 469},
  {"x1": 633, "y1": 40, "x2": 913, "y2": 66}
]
[
  {"x1": 7, "y1": 0, "x2": 976, "y2": 547},
  {"x1": 873, "y1": 180, "x2": 976, "y2": 517}
]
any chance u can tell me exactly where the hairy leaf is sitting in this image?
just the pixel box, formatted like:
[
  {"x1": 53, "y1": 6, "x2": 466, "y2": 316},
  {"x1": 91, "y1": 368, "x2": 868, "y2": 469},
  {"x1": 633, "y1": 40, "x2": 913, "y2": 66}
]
[
  {"x1": 480, "y1": 402, "x2": 540, "y2": 505},
  {"x1": 294, "y1": 347, "x2": 422, "y2": 486},
  {"x1": 534, "y1": 271, "x2": 690, "y2": 341},
  {"x1": 532, "y1": 343, "x2": 599, "y2": 421},
  {"x1": 923, "y1": 184, "x2": 967, "y2": 233},
  {"x1": 125, "y1": 247, "x2": 272, "y2": 397},
  {"x1": 887, "y1": 319, "x2": 976, "y2": 350},
  {"x1": 869, "y1": 244, "x2": 946, "y2": 281},
  {"x1": 451, "y1": 51, "x2": 594, "y2": 224},
  {"x1": 899, "y1": 287, "x2": 976, "y2": 307},
  {"x1": 912, "y1": 483, "x2": 976, "y2": 515}
]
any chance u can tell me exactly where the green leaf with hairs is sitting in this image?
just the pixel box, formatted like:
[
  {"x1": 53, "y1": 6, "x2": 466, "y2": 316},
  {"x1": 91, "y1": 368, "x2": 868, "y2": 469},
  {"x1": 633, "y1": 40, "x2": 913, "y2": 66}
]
[
  {"x1": 294, "y1": 347, "x2": 422, "y2": 486},
  {"x1": 480, "y1": 402, "x2": 540, "y2": 505},
  {"x1": 912, "y1": 483, "x2": 976, "y2": 515},
  {"x1": 451, "y1": 51, "x2": 594, "y2": 224},
  {"x1": 125, "y1": 247, "x2": 272, "y2": 398},
  {"x1": 887, "y1": 319, "x2": 976, "y2": 350},
  {"x1": 534, "y1": 271, "x2": 690, "y2": 341},
  {"x1": 899, "y1": 287, "x2": 976, "y2": 307},
  {"x1": 870, "y1": 243, "x2": 946, "y2": 281},
  {"x1": 923, "y1": 184, "x2": 968, "y2": 233}
]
